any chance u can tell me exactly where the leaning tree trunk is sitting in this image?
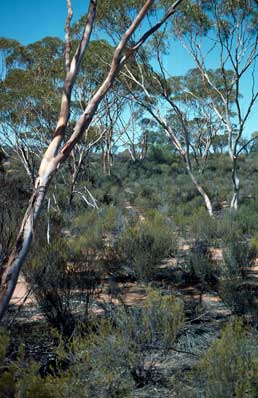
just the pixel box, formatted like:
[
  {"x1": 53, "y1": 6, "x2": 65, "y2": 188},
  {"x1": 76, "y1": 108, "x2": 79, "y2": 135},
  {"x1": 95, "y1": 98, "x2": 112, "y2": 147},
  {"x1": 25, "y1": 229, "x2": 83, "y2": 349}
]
[
  {"x1": 0, "y1": 0, "x2": 183, "y2": 321},
  {"x1": 0, "y1": 0, "x2": 98, "y2": 320},
  {"x1": 184, "y1": 158, "x2": 213, "y2": 217},
  {"x1": 167, "y1": 122, "x2": 213, "y2": 217}
]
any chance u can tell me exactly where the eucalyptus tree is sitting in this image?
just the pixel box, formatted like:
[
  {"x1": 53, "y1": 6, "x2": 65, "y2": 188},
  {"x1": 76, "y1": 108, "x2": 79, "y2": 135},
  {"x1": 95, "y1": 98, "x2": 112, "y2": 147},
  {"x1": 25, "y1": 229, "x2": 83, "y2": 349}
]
[
  {"x1": 173, "y1": 0, "x2": 258, "y2": 210},
  {"x1": 0, "y1": 36, "x2": 65, "y2": 184},
  {"x1": 0, "y1": 0, "x2": 183, "y2": 321},
  {"x1": 114, "y1": 103, "x2": 157, "y2": 162},
  {"x1": 0, "y1": 36, "x2": 105, "y2": 215},
  {"x1": 122, "y1": 53, "x2": 224, "y2": 216},
  {"x1": 0, "y1": 36, "x2": 106, "y2": 185}
]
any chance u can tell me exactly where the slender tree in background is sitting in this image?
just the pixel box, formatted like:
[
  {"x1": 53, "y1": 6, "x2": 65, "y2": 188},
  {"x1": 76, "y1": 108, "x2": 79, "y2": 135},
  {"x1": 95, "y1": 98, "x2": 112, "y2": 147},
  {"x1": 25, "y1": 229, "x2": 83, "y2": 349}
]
[
  {"x1": 122, "y1": 54, "x2": 218, "y2": 216},
  {"x1": 173, "y1": 0, "x2": 258, "y2": 210},
  {"x1": 0, "y1": 0, "x2": 183, "y2": 321}
]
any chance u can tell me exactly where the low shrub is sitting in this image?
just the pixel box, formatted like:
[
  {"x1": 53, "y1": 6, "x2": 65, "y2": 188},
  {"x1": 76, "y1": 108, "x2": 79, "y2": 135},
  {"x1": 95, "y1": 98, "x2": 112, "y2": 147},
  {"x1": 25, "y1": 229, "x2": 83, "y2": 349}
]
[
  {"x1": 174, "y1": 319, "x2": 258, "y2": 398},
  {"x1": 219, "y1": 240, "x2": 258, "y2": 315},
  {"x1": 198, "y1": 319, "x2": 258, "y2": 398},
  {"x1": 117, "y1": 211, "x2": 176, "y2": 280},
  {"x1": 25, "y1": 236, "x2": 101, "y2": 337},
  {"x1": 0, "y1": 290, "x2": 185, "y2": 398}
]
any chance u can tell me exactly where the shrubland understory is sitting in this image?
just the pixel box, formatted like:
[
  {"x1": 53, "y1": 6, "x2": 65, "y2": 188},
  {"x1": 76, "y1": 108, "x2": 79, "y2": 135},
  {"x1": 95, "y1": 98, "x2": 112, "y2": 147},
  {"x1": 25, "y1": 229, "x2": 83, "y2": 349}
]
[
  {"x1": 1, "y1": 1, "x2": 258, "y2": 395},
  {"x1": 1, "y1": 150, "x2": 258, "y2": 397}
]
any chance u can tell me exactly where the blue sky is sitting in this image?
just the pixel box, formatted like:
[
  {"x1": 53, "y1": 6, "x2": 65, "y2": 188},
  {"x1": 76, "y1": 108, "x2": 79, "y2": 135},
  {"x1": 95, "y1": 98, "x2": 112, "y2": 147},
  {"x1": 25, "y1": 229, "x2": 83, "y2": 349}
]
[
  {"x1": 0, "y1": 1, "x2": 257, "y2": 136},
  {"x1": 0, "y1": 0, "x2": 88, "y2": 45},
  {"x1": 0, "y1": 1, "x2": 194, "y2": 72}
]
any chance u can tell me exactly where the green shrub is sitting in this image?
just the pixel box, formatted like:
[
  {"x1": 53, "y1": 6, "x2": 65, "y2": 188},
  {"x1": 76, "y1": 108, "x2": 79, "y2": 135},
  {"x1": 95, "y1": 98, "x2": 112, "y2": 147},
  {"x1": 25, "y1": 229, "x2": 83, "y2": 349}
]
[
  {"x1": 117, "y1": 211, "x2": 176, "y2": 280},
  {"x1": 188, "y1": 239, "x2": 217, "y2": 296},
  {"x1": 26, "y1": 235, "x2": 101, "y2": 337},
  {"x1": 219, "y1": 240, "x2": 258, "y2": 314},
  {"x1": 0, "y1": 330, "x2": 53, "y2": 398},
  {"x1": 0, "y1": 330, "x2": 15, "y2": 398},
  {"x1": 0, "y1": 290, "x2": 184, "y2": 398},
  {"x1": 111, "y1": 289, "x2": 184, "y2": 351},
  {"x1": 198, "y1": 319, "x2": 258, "y2": 398},
  {"x1": 174, "y1": 319, "x2": 258, "y2": 398},
  {"x1": 250, "y1": 235, "x2": 258, "y2": 257},
  {"x1": 190, "y1": 208, "x2": 218, "y2": 243},
  {"x1": 61, "y1": 289, "x2": 184, "y2": 394}
]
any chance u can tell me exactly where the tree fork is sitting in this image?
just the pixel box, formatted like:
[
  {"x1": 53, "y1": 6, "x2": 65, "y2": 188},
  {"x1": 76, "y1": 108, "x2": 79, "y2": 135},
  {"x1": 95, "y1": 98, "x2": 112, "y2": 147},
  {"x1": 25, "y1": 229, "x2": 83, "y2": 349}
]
[{"x1": 0, "y1": 0, "x2": 183, "y2": 321}]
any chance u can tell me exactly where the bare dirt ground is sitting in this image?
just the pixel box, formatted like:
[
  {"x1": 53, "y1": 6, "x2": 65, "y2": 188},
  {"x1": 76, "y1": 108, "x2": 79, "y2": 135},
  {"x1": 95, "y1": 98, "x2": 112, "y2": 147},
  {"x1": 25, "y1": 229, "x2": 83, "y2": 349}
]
[
  {"x1": 9, "y1": 236, "x2": 257, "y2": 397},
  {"x1": 11, "y1": 275, "x2": 35, "y2": 306},
  {"x1": 8, "y1": 270, "x2": 232, "y2": 397}
]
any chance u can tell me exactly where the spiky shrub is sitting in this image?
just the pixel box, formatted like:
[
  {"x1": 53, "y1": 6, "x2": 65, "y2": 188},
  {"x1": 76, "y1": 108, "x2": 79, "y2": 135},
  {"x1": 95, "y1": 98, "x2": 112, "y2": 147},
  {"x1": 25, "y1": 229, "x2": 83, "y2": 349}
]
[
  {"x1": 0, "y1": 330, "x2": 55, "y2": 398},
  {"x1": 187, "y1": 209, "x2": 258, "y2": 314},
  {"x1": 25, "y1": 234, "x2": 101, "y2": 337},
  {"x1": 117, "y1": 211, "x2": 176, "y2": 280},
  {"x1": 0, "y1": 290, "x2": 184, "y2": 398},
  {"x1": 59, "y1": 289, "x2": 184, "y2": 393},
  {"x1": 25, "y1": 239, "x2": 78, "y2": 337},
  {"x1": 198, "y1": 319, "x2": 258, "y2": 398},
  {"x1": 25, "y1": 206, "x2": 128, "y2": 336},
  {"x1": 188, "y1": 239, "x2": 217, "y2": 299},
  {"x1": 70, "y1": 206, "x2": 127, "y2": 275},
  {"x1": 0, "y1": 330, "x2": 15, "y2": 398},
  {"x1": 219, "y1": 239, "x2": 258, "y2": 315},
  {"x1": 174, "y1": 319, "x2": 258, "y2": 398},
  {"x1": 111, "y1": 289, "x2": 184, "y2": 350}
]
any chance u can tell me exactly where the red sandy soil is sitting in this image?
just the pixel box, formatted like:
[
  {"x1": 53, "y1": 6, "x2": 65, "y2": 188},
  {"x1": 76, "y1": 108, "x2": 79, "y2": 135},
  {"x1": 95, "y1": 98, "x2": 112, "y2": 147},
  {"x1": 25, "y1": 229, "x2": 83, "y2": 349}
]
[
  {"x1": 10, "y1": 246, "x2": 258, "y2": 318},
  {"x1": 11, "y1": 275, "x2": 35, "y2": 305}
]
